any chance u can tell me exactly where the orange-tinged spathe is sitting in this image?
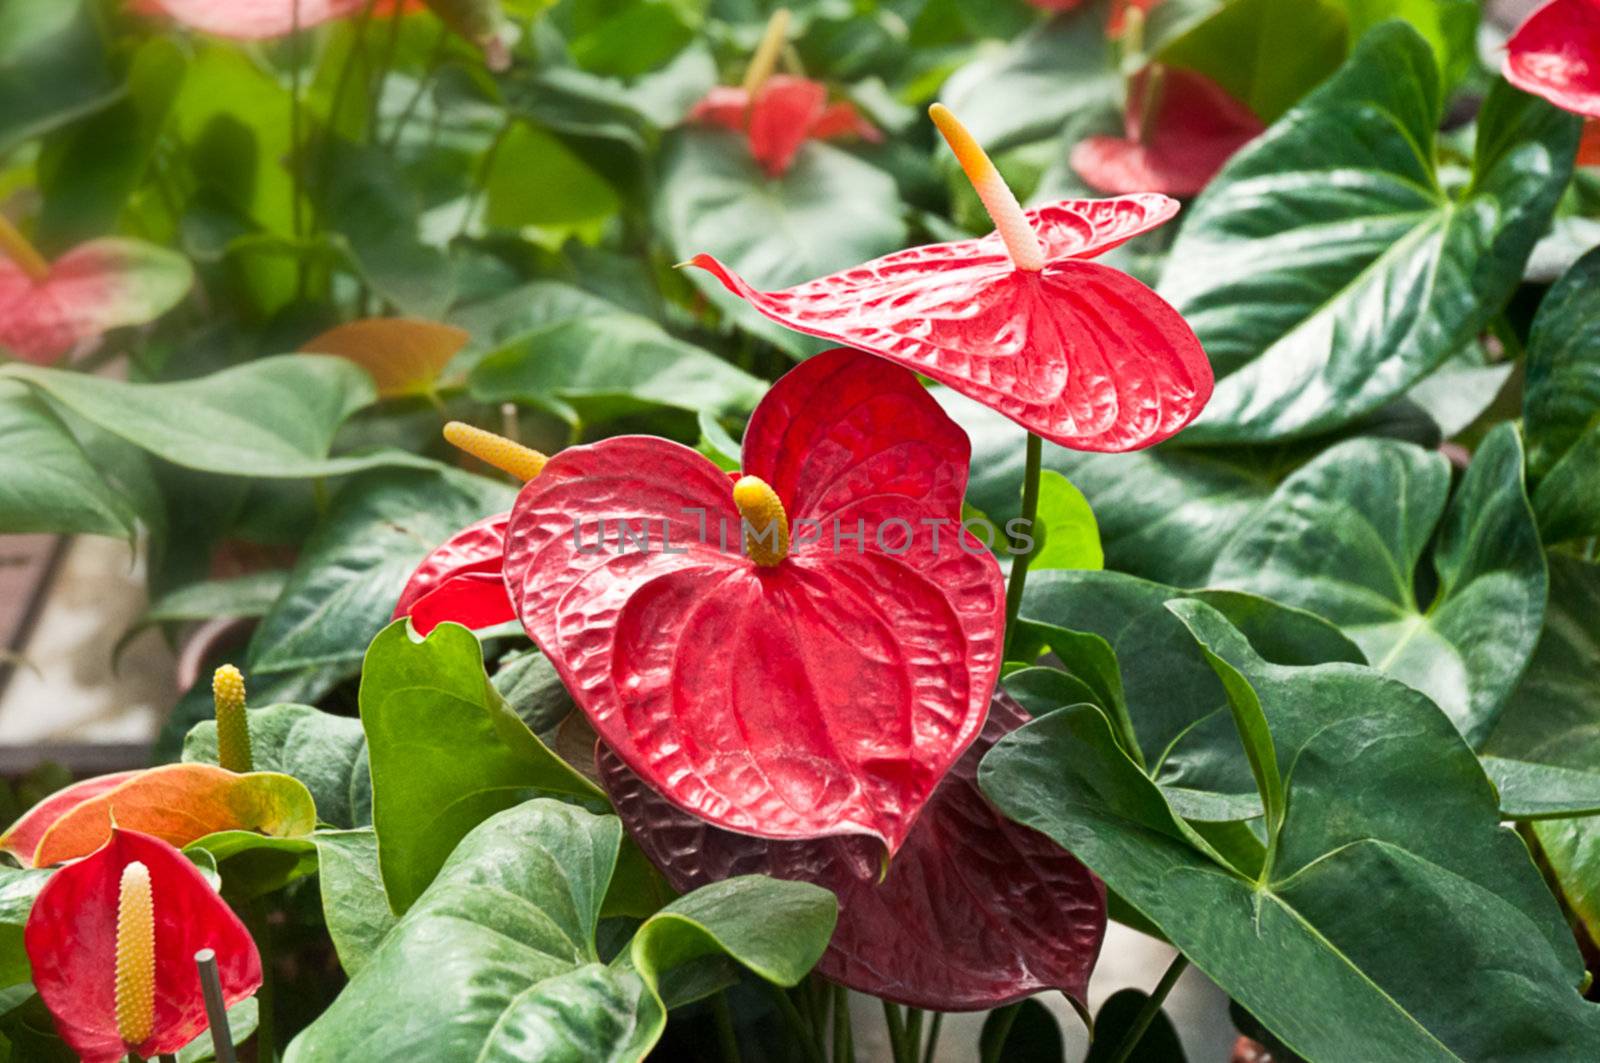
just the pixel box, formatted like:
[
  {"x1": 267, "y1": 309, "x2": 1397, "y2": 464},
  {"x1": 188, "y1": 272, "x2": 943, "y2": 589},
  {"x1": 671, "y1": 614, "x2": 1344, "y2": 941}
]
[{"x1": 929, "y1": 103, "x2": 1045, "y2": 271}]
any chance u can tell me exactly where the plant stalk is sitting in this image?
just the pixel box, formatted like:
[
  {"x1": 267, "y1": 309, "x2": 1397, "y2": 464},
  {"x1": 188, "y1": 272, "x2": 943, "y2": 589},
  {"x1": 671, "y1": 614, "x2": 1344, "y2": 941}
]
[
  {"x1": 765, "y1": 984, "x2": 826, "y2": 1063},
  {"x1": 831, "y1": 984, "x2": 853, "y2": 1063},
  {"x1": 1003, "y1": 432, "x2": 1044, "y2": 659},
  {"x1": 920, "y1": 1012, "x2": 943, "y2": 1063},
  {"x1": 244, "y1": 902, "x2": 277, "y2": 1062},
  {"x1": 882, "y1": 1000, "x2": 906, "y2": 1061},
  {"x1": 712, "y1": 990, "x2": 742, "y2": 1063},
  {"x1": 289, "y1": 0, "x2": 307, "y2": 300},
  {"x1": 1105, "y1": 954, "x2": 1189, "y2": 1063}
]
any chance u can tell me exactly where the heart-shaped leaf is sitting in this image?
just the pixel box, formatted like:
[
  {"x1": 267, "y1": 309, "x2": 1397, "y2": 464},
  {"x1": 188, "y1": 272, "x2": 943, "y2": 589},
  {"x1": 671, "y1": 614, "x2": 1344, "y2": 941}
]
[
  {"x1": 310, "y1": 828, "x2": 395, "y2": 977},
  {"x1": 598, "y1": 692, "x2": 1107, "y2": 1010},
  {"x1": 0, "y1": 382, "x2": 135, "y2": 538},
  {"x1": 300, "y1": 318, "x2": 468, "y2": 400},
  {"x1": 184, "y1": 703, "x2": 371, "y2": 829},
  {"x1": 18, "y1": 765, "x2": 316, "y2": 868},
  {"x1": 285, "y1": 799, "x2": 836, "y2": 1062},
  {"x1": 1030, "y1": 470, "x2": 1104, "y2": 571},
  {"x1": 980, "y1": 602, "x2": 1600, "y2": 1062},
  {"x1": 360, "y1": 620, "x2": 603, "y2": 914},
  {"x1": 1160, "y1": 23, "x2": 1580, "y2": 444},
  {"x1": 1523, "y1": 245, "x2": 1600, "y2": 543},
  {"x1": 1208, "y1": 425, "x2": 1546, "y2": 746}
]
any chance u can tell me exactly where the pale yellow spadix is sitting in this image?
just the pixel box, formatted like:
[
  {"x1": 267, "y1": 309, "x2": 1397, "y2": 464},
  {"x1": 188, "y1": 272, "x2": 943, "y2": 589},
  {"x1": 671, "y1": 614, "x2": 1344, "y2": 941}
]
[
  {"x1": 0, "y1": 215, "x2": 50, "y2": 283},
  {"x1": 929, "y1": 103, "x2": 1045, "y2": 272},
  {"x1": 443, "y1": 421, "x2": 549, "y2": 482},
  {"x1": 115, "y1": 861, "x2": 155, "y2": 1047},
  {"x1": 741, "y1": 8, "x2": 792, "y2": 96}
]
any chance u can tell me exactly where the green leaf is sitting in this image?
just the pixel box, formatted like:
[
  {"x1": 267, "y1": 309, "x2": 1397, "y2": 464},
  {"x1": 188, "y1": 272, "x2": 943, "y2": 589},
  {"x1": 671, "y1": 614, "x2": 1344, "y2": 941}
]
[
  {"x1": 0, "y1": 868, "x2": 50, "y2": 989},
  {"x1": 1480, "y1": 757, "x2": 1600, "y2": 820},
  {"x1": 1084, "y1": 989, "x2": 1185, "y2": 1063},
  {"x1": 482, "y1": 122, "x2": 620, "y2": 242},
  {"x1": 285, "y1": 800, "x2": 835, "y2": 1062},
  {"x1": 1209, "y1": 426, "x2": 1546, "y2": 746},
  {"x1": 0, "y1": 381, "x2": 135, "y2": 539},
  {"x1": 183, "y1": 831, "x2": 319, "y2": 901},
  {"x1": 469, "y1": 312, "x2": 765, "y2": 426},
  {"x1": 311, "y1": 828, "x2": 397, "y2": 977},
  {"x1": 1484, "y1": 555, "x2": 1600, "y2": 944},
  {"x1": 143, "y1": 570, "x2": 288, "y2": 625},
  {"x1": 981, "y1": 999, "x2": 1065, "y2": 1063},
  {"x1": 246, "y1": 465, "x2": 513, "y2": 681},
  {"x1": 1156, "y1": 0, "x2": 1347, "y2": 122},
  {"x1": 1524, "y1": 246, "x2": 1600, "y2": 543},
  {"x1": 654, "y1": 130, "x2": 906, "y2": 352},
  {"x1": 1018, "y1": 569, "x2": 1362, "y2": 817},
  {"x1": 980, "y1": 602, "x2": 1600, "y2": 1062},
  {"x1": 0, "y1": 0, "x2": 121, "y2": 155},
  {"x1": 0, "y1": 356, "x2": 434, "y2": 479},
  {"x1": 1161, "y1": 25, "x2": 1580, "y2": 444},
  {"x1": 359, "y1": 621, "x2": 604, "y2": 914},
  {"x1": 1030, "y1": 470, "x2": 1103, "y2": 572},
  {"x1": 948, "y1": 390, "x2": 1273, "y2": 587},
  {"x1": 1337, "y1": 0, "x2": 1478, "y2": 87},
  {"x1": 184, "y1": 703, "x2": 371, "y2": 829}
]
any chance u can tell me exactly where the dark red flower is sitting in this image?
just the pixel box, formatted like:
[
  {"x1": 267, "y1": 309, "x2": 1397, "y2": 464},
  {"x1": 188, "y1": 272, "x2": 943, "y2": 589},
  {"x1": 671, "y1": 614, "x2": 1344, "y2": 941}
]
[
  {"x1": 688, "y1": 106, "x2": 1210, "y2": 452},
  {"x1": 500, "y1": 348, "x2": 1005, "y2": 854},
  {"x1": 24, "y1": 829, "x2": 261, "y2": 1063},
  {"x1": 1072, "y1": 67, "x2": 1264, "y2": 197},
  {"x1": 1504, "y1": 0, "x2": 1600, "y2": 118},
  {"x1": 690, "y1": 75, "x2": 882, "y2": 177},
  {"x1": 599, "y1": 691, "x2": 1106, "y2": 1010}
]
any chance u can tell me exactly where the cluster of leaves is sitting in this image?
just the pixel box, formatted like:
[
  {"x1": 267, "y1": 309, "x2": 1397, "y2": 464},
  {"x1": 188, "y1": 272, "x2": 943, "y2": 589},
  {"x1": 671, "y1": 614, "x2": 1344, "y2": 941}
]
[{"x1": 1, "y1": 0, "x2": 1600, "y2": 1060}]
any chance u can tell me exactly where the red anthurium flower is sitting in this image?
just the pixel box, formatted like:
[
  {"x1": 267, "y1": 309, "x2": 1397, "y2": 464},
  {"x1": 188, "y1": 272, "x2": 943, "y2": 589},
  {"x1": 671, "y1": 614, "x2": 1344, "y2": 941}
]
[
  {"x1": 688, "y1": 104, "x2": 1211, "y2": 452},
  {"x1": 501, "y1": 348, "x2": 1006, "y2": 854},
  {"x1": 599, "y1": 691, "x2": 1106, "y2": 1010},
  {"x1": 1504, "y1": 0, "x2": 1600, "y2": 118},
  {"x1": 0, "y1": 220, "x2": 192, "y2": 366},
  {"x1": 0, "y1": 771, "x2": 141, "y2": 864},
  {"x1": 24, "y1": 829, "x2": 261, "y2": 1063},
  {"x1": 691, "y1": 76, "x2": 882, "y2": 177},
  {"x1": 1071, "y1": 66, "x2": 1264, "y2": 197},
  {"x1": 1108, "y1": 0, "x2": 1160, "y2": 37}
]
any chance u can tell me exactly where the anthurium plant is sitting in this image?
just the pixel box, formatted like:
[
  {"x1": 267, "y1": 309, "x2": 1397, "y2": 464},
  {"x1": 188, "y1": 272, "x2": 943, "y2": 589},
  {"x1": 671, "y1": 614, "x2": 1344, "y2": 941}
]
[{"x1": 4, "y1": 0, "x2": 1600, "y2": 1061}]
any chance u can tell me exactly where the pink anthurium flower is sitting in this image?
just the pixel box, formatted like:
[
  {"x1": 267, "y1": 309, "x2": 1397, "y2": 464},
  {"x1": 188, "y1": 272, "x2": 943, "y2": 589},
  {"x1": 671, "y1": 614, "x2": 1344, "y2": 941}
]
[
  {"x1": 499, "y1": 348, "x2": 1006, "y2": 854},
  {"x1": 1071, "y1": 66, "x2": 1264, "y2": 197},
  {"x1": 1504, "y1": 0, "x2": 1600, "y2": 118},
  {"x1": 599, "y1": 690, "x2": 1106, "y2": 1010},
  {"x1": 24, "y1": 829, "x2": 261, "y2": 1063},
  {"x1": 0, "y1": 219, "x2": 192, "y2": 366},
  {"x1": 128, "y1": 0, "x2": 410, "y2": 38},
  {"x1": 688, "y1": 8, "x2": 880, "y2": 177},
  {"x1": 687, "y1": 104, "x2": 1212, "y2": 452}
]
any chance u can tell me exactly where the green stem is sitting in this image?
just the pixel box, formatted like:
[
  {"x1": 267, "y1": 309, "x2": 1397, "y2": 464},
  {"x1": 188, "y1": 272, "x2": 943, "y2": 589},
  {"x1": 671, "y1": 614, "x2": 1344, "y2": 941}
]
[
  {"x1": 920, "y1": 1013, "x2": 943, "y2": 1063},
  {"x1": 903, "y1": 1008, "x2": 924, "y2": 1063},
  {"x1": 764, "y1": 984, "x2": 825, "y2": 1063},
  {"x1": 243, "y1": 903, "x2": 277, "y2": 1062},
  {"x1": 368, "y1": 7, "x2": 405, "y2": 135},
  {"x1": 1002, "y1": 432, "x2": 1043, "y2": 659},
  {"x1": 326, "y1": 0, "x2": 378, "y2": 139},
  {"x1": 289, "y1": 0, "x2": 307, "y2": 300},
  {"x1": 831, "y1": 984, "x2": 852, "y2": 1063},
  {"x1": 455, "y1": 118, "x2": 513, "y2": 242},
  {"x1": 712, "y1": 991, "x2": 742, "y2": 1063},
  {"x1": 1490, "y1": 314, "x2": 1526, "y2": 363},
  {"x1": 1105, "y1": 954, "x2": 1189, "y2": 1063},
  {"x1": 882, "y1": 1000, "x2": 906, "y2": 1062},
  {"x1": 385, "y1": 25, "x2": 450, "y2": 151},
  {"x1": 980, "y1": 1002, "x2": 1021, "y2": 1063}
]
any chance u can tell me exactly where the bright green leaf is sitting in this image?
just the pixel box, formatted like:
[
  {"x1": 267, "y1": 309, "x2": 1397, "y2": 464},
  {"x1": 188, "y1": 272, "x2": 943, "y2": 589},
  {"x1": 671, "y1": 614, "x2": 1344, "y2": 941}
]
[{"x1": 1031, "y1": 470, "x2": 1103, "y2": 572}]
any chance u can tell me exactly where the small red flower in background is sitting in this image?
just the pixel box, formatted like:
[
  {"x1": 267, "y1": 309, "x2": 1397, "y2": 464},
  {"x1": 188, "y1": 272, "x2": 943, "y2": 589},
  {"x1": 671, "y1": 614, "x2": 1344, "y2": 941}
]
[
  {"x1": 0, "y1": 222, "x2": 192, "y2": 365},
  {"x1": 1072, "y1": 67, "x2": 1264, "y2": 197},
  {"x1": 600, "y1": 691, "x2": 1106, "y2": 1010},
  {"x1": 689, "y1": 104, "x2": 1211, "y2": 452},
  {"x1": 1504, "y1": 0, "x2": 1600, "y2": 118},
  {"x1": 691, "y1": 76, "x2": 882, "y2": 177},
  {"x1": 500, "y1": 348, "x2": 1005, "y2": 854},
  {"x1": 24, "y1": 829, "x2": 261, "y2": 1063}
]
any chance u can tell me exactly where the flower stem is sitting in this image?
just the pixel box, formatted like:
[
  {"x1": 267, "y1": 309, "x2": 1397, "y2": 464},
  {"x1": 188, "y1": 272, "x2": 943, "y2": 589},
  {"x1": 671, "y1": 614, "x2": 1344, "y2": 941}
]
[
  {"x1": 831, "y1": 984, "x2": 853, "y2": 1063},
  {"x1": 289, "y1": 0, "x2": 307, "y2": 301},
  {"x1": 903, "y1": 1008, "x2": 925, "y2": 1063},
  {"x1": 712, "y1": 990, "x2": 742, "y2": 1063},
  {"x1": 920, "y1": 1012, "x2": 943, "y2": 1063},
  {"x1": 1105, "y1": 954, "x2": 1189, "y2": 1063},
  {"x1": 764, "y1": 984, "x2": 826, "y2": 1063},
  {"x1": 882, "y1": 1000, "x2": 906, "y2": 1061},
  {"x1": 1003, "y1": 432, "x2": 1043, "y2": 659}
]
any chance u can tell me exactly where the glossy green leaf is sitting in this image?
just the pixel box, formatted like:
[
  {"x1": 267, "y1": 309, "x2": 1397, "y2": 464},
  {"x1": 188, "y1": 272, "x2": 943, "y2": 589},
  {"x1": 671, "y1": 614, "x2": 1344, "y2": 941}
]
[
  {"x1": 360, "y1": 621, "x2": 603, "y2": 914},
  {"x1": 655, "y1": 130, "x2": 906, "y2": 352},
  {"x1": 1030, "y1": 470, "x2": 1103, "y2": 572},
  {"x1": 0, "y1": 868, "x2": 50, "y2": 989},
  {"x1": 1524, "y1": 246, "x2": 1600, "y2": 544},
  {"x1": 1084, "y1": 989, "x2": 1185, "y2": 1063},
  {"x1": 184, "y1": 702, "x2": 372, "y2": 829},
  {"x1": 482, "y1": 122, "x2": 620, "y2": 241},
  {"x1": 183, "y1": 830, "x2": 319, "y2": 900},
  {"x1": 1161, "y1": 25, "x2": 1580, "y2": 444},
  {"x1": 981, "y1": 602, "x2": 1600, "y2": 1062},
  {"x1": 1338, "y1": 0, "x2": 1477, "y2": 86},
  {"x1": 245, "y1": 465, "x2": 513, "y2": 681},
  {"x1": 0, "y1": 356, "x2": 433, "y2": 479},
  {"x1": 0, "y1": 381, "x2": 135, "y2": 539},
  {"x1": 312, "y1": 828, "x2": 396, "y2": 978},
  {"x1": 1209, "y1": 426, "x2": 1546, "y2": 746},
  {"x1": 1156, "y1": 0, "x2": 1347, "y2": 122},
  {"x1": 1481, "y1": 757, "x2": 1600, "y2": 820},
  {"x1": 285, "y1": 800, "x2": 835, "y2": 1062},
  {"x1": 0, "y1": 0, "x2": 120, "y2": 155},
  {"x1": 492, "y1": 649, "x2": 579, "y2": 739}
]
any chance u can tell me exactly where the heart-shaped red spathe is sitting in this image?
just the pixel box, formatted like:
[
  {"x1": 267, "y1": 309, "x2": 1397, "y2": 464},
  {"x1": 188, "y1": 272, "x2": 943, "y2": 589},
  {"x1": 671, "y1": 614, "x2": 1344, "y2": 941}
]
[
  {"x1": 687, "y1": 196, "x2": 1212, "y2": 452},
  {"x1": 392, "y1": 511, "x2": 515, "y2": 634},
  {"x1": 598, "y1": 691, "x2": 1106, "y2": 1009},
  {"x1": 502, "y1": 348, "x2": 1005, "y2": 854},
  {"x1": 1072, "y1": 68, "x2": 1264, "y2": 197},
  {"x1": 24, "y1": 829, "x2": 261, "y2": 1063},
  {"x1": 0, "y1": 239, "x2": 192, "y2": 365},
  {"x1": 1505, "y1": 0, "x2": 1600, "y2": 118},
  {"x1": 690, "y1": 75, "x2": 881, "y2": 177}
]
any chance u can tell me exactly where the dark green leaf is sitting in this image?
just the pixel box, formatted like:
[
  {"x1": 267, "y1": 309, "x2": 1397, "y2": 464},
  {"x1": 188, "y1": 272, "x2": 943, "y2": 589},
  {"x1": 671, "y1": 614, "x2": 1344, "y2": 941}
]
[
  {"x1": 981, "y1": 999, "x2": 1065, "y2": 1063},
  {"x1": 1524, "y1": 246, "x2": 1600, "y2": 543},
  {"x1": 1161, "y1": 26, "x2": 1580, "y2": 444},
  {"x1": 1480, "y1": 757, "x2": 1600, "y2": 820},
  {"x1": 492, "y1": 649, "x2": 578, "y2": 739},
  {"x1": 0, "y1": 0, "x2": 120, "y2": 155},
  {"x1": 981, "y1": 602, "x2": 1600, "y2": 1062},
  {"x1": 1156, "y1": 0, "x2": 1346, "y2": 122},
  {"x1": 1084, "y1": 989, "x2": 1185, "y2": 1063},
  {"x1": 1209, "y1": 426, "x2": 1546, "y2": 746},
  {"x1": 311, "y1": 828, "x2": 396, "y2": 977},
  {"x1": 143, "y1": 571, "x2": 289, "y2": 625}
]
